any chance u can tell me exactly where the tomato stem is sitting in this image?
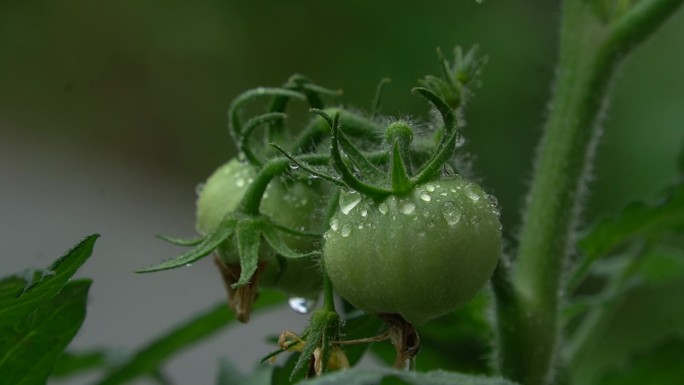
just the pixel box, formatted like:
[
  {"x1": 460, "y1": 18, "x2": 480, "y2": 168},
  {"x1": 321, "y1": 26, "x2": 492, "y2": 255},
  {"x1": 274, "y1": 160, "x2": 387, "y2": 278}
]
[{"x1": 495, "y1": 1, "x2": 684, "y2": 383}]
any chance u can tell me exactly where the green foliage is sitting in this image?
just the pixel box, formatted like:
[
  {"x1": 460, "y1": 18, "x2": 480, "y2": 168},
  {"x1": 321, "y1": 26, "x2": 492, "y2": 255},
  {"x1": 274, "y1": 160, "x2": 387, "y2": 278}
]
[
  {"x1": 0, "y1": 280, "x2": 91, "y2": 385},
  {"x1": 298, "y1": 367, "x2": 518, "y2": 385},
  {"x1": 0, "y1": 236, "x2": 98, "y2": 385}
]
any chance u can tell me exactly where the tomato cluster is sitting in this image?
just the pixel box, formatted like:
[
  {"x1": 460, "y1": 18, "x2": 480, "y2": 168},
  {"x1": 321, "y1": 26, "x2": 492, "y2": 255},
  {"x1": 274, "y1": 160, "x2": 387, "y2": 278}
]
[{"x1": 143, "y1": 47, "x2": 500, "y2": 375}]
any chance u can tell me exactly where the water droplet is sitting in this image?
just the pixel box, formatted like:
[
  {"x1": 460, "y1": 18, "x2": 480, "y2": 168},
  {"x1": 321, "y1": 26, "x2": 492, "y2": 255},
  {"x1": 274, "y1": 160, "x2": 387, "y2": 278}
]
[
  {"x1": 361, "y1": 209, "x2": 368, "y2": 217},
  {"x1": 185, "y1": 263, "x2": 193, "y2": 267},
  {"x1": 378, "y1": 202, "x2": 389, "y2": 214},
  {"x1": 339, "y1": 193, "x2": 362, "y2": 215},
  {"x1": 440, "y1": 192, "x2": 447, "y2": 197},
  {"x1": 236, "y1": 178, "x2": 245, "y2": 187},
  {"x1": 456, "y1": 135, "x2": 466, "y2": 147},
  {"x1": 486, "y1": 194, "x2": 499, "y2": 207},
  {"x1": 425, "y1": 184, "x2": 436, "y2": 192},
  {"x1": 464, "y1": 184, "x2": 481, "y2": 201},
  {"x1": 288, "y1": 297, "x2": 316, "y2": 314},
  {"x1": 289, "y1": 163, "x2": 300, "y2": 170},
  {"x1": 341, "y1": 224, "x2": 352, "y2": 237},
  {"x1": 442, "y1": 202, "x2": 462, "y2": 226},
  {"x1": 330, "y1": 218, "x2": 339, "y2": 231},
  {"x1": 400, "y1": 202, "x2": 416, "y2": 215},
  {"x1": 420, "y1": 191, "x2": 432, "y2": 202},
  {"x1": 357, "y1": 223, "x2": 364, "y2": 230}
]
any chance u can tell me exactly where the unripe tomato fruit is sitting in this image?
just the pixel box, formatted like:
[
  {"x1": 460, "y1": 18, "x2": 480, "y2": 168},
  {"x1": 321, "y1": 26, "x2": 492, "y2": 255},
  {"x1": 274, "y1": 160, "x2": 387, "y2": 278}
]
[
  {"x1": 196, "y1": 158, "x2": 325, "y2": 298},
  {"x1": 323, "y1": 176, "x2": 501, "y2": 325}
]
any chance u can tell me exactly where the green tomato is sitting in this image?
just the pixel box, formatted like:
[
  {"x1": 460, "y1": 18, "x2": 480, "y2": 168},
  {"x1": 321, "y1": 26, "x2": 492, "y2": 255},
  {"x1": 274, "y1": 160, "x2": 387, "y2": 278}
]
[
  {"x1": 196, "y1": 158, "x2": 326, "y2": 298},
  {"x1": 323, "y1": 176, "x2": 501, "y2": 325}
]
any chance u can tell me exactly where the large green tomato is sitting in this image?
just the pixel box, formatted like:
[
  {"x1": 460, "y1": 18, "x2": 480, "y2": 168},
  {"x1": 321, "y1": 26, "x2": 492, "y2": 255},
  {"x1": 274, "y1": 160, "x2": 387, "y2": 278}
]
[
  {"x1": 196, "y1": 158, "x2": 326, "y2": 298},
  {"x1": 323, "y1": 176, "x2": 501, "y2": 325}
]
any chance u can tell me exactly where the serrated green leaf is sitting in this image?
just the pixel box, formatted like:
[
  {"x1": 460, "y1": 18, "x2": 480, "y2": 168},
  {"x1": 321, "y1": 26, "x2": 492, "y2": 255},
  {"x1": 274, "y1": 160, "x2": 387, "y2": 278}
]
[
  {"x1": 95, "y1": 291, "x2": 285, "y2": 385},
  {"x1": 580, "y1": 183, "x2": 684, "y2": 260},
  {"x1": 137, "y1": 218, "x2": 236, "y2": 273},
  {"x1": 0, "y1": 279, "x2": 91, "y2": 385},
  {"x1": 571, "y1": 183, "x2": 684, "y2": 289},
  {"x1": 0, "y1": 234, "x2": 98, "y2": 328},
  {"x1": 298, "y1": 368, "x2": 518, "y2": 385},
  {"x1": 597, "y1": 337, "x2": 684, "y2": 385}
]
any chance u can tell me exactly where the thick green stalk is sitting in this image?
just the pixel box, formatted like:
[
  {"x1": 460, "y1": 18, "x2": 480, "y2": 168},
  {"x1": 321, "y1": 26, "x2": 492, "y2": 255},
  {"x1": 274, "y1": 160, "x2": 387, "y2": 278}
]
[{"x1": 495, "y1": 1, "x2": 683, "y2": 384}]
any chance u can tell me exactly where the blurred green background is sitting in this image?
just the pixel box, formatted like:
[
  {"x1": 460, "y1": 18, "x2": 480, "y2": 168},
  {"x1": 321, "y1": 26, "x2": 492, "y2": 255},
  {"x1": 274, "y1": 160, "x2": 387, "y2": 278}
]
[
  {"x1": 1, "y1": 0, "x2": 682, "y2": 231},
  {"x1": 1, "y1": 1, "x2": 683, "y2": 384}
]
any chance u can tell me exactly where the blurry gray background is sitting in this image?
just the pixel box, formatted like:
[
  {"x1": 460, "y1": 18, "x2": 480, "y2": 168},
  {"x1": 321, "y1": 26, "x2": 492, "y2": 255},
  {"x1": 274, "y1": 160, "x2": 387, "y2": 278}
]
[{"x1": 1, "y1": 1, "x2": 683, "y2": 384}]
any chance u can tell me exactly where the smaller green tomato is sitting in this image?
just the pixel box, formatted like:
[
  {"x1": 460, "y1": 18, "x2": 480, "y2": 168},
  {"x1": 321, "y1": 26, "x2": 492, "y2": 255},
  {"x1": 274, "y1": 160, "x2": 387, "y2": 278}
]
[
  {"x1": 323, "y1": 176, "x2": 501, "y2": 325},
  {"x1": 196, "y1": 158, "x2": 325, "y2": 298}
]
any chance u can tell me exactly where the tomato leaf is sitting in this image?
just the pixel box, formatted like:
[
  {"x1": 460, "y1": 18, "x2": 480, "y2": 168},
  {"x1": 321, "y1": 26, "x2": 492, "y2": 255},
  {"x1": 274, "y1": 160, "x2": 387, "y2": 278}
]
[
  {"x1": 95, "y1": 291, "x2": 285, "y2": 385},
  {"x1": 297, "y1": 367, "x2": 519, "y2": 385},
  {"x1": 0, "y1": 279, "x2": 91, "y2": 385},
  {"x1": 570, "y1": 181, "x2": 684, "y2": 290},
  {"x1": 0, "y1": 234, "x2": 98, "y2": 328}
]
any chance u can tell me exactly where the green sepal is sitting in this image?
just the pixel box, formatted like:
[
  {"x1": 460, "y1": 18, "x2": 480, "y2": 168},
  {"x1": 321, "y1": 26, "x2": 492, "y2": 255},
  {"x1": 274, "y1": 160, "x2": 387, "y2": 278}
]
[
  {"x1": 337, "y1": 129, "x2": 386, "y2": 182},
  {"x1": 155, "y1": 234, "x2": 204, "y2": 247},
  {"x1": 262, "y1": 223, "x2": 321, "y2": 260},
  {"x1": 137, "y1": 217, "x2": 237, "y2": 273},
  {"x1": 327, "y1": 111, "x2": 392, "y2": 198},
  {"x1": 390, "y1": 140, "x2": 414, "y2": 195},
  {"x1": 412, "y1": 87, "x2": 457, "y2": 147},
  {"x1": 292, "y1": 325, "x2": 322, "y2": 381},
  {"x1": 371, "y1": 78, "x2": 391, "y2": 116},
  {"x1": 228, "y1": 87, "x2": 304, "y2": 142},
  {"x1": 414, "y1": 126, "x2": 458, "y2": 185},
  {"x1": 233, "y1": 219, "x2": 262, "y2": 288},
  {"x1": 269, "y1": 143, "x2": 347, "y2": 188},
  {"x1": 239, "y1": 112, "x2": 288, "y2": 166}
]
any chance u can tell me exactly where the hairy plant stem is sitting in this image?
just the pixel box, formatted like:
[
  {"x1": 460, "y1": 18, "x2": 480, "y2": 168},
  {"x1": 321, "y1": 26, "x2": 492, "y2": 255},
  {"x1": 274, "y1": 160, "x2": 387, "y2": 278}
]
[{"x1": 494, "y1": 1, "x2": 683, "y2": 384}]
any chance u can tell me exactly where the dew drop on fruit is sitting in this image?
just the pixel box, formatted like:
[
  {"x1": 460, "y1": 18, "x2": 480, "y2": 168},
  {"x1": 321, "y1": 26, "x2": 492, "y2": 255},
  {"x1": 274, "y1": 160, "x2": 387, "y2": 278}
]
[
  {"x1": 400, "y1": 202, "x2": 416, "y2": 215},
  {"x1": 330, "y1": 218, "x2": 340, "y2": 231},
  {"x1": 289, "y1": 163, "x2": 300, "y2": 170},
  {"x1": 361, "y1": 209, "x2": 368, "y2": 217},
  {"x1": 378, "y1": 202, "x2": 389, "y2": 214},
  {"x1": 288, "y1": 297, "x2": 316, "y2": 314},
  {"x1": 340, "y1": 193, "x2": 362, "y2": 215},
  {"x1": 420, "y1": 191, "x2": 432, "y2": 202},
  {"x1": 464, "y1": 184, "x2": 480, "y2": 201},
  {"x1": 425, "y1": 184, "x2": 436, "y2": 192},
  {"x1": 236, "y1": 178, "x2": 246, "y2": 188},
  {"x1": 341, "y1": 224, "x2": 352, "y2": 237},
  {"x1": 442, "y1": 202, "x2": 462, "y2": 226}
]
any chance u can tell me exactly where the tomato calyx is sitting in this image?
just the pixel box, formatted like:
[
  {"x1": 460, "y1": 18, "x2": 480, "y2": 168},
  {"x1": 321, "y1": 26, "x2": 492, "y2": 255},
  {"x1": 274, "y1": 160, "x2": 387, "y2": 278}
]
[
  {"x1": 263, "y1": 309, "x2": 348, "y2": 380},
  {"x1": 272, "y1": 86, "x2": 461, "y2": 203}
]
